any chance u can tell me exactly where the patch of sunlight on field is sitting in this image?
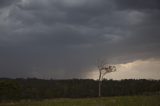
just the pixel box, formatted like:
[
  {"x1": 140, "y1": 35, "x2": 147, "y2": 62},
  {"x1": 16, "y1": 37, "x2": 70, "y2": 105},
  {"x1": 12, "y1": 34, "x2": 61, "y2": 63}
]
[{"x1": 0, "y1": 96, "x2": 160, "y2": 106}]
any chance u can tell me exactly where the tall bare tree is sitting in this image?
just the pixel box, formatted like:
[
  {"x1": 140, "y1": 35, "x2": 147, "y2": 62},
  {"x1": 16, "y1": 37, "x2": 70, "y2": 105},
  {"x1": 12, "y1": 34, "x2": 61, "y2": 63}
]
[{"x1": 97, "y1": 60, "x2": 116, "y2": 97}]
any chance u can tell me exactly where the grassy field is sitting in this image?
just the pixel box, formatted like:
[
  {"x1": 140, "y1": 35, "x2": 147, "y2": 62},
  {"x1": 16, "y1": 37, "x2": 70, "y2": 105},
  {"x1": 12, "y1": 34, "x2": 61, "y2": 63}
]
[{"x1": 0, "y1": 96, "x2": 160, "y2": 106}]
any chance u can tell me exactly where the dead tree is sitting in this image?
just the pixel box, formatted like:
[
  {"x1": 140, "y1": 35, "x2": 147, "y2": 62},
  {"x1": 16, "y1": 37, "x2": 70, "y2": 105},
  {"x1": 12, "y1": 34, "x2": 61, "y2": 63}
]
[{"x1": 97, "y1": 60, "x2": 116, "y2": 97}]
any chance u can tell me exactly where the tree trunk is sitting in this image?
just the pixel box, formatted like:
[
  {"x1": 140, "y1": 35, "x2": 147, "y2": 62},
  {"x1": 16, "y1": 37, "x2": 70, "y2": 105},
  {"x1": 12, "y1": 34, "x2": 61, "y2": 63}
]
[
  {"x1": 98, "y1": 71, "x2": 102, "y2": 97},
  {"x1": 98, "y1": 80, "x2": 101, "y2": 97}
]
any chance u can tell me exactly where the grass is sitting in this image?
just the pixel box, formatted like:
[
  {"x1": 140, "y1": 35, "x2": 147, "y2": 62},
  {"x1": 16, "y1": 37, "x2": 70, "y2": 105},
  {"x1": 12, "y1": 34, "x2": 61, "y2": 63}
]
[{"x1": 0, "y1": 96, "x2": 160, "y2": 106}]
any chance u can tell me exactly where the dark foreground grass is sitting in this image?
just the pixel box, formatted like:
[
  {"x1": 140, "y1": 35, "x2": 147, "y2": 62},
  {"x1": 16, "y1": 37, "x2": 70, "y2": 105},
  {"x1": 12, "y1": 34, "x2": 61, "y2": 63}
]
[{"x1": 0, "y1": 96, "x2": 160, "y2": 106}]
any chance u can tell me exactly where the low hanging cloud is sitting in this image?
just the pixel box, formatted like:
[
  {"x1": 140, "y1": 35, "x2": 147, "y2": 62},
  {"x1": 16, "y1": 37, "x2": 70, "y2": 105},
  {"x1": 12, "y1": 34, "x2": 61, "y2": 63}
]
[
  {"x1": 0, "y1": 0, "x2": 160, "y2": 79},
  {"x1": 88, "y1": 58, "x2": 160, "y2": 80}
]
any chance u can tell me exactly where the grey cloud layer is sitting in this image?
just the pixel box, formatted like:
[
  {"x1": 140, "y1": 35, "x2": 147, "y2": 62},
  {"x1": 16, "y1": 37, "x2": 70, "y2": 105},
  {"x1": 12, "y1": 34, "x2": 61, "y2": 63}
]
[
  {"x1": 114, "y1": 0, "x2": 160, "y2": 10},
  {"x1": 0, "y1": 0, "x2": 160, "y2": 78},
  {"x1": 0, "y1": 0, "x2": 20, "y2": 8}
]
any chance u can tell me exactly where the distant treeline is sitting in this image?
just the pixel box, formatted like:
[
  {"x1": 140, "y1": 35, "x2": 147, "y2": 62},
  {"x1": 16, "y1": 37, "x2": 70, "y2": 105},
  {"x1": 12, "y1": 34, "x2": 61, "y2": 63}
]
[{"x1": 0, "y1": 78, "x2": 160, "y2": 101}]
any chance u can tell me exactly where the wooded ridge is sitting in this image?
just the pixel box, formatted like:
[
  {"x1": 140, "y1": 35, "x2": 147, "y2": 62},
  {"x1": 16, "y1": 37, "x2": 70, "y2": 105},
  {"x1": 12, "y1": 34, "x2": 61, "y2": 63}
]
[{"x1": 0, "y1": 78, "x2": 160, "y2": 101}]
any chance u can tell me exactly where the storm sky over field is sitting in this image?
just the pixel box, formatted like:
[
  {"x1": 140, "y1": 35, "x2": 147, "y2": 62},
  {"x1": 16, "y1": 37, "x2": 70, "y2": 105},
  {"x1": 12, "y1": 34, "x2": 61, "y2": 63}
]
[{"x1": 0, "y1": 0, "x2": 160, "y2": 79}]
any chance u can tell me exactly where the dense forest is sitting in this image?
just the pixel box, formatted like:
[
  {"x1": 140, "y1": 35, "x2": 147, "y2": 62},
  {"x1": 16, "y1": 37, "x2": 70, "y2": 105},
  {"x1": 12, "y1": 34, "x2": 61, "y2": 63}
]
[{"x1": 0, "y1": 78, "x2": 160, "y2": 101}]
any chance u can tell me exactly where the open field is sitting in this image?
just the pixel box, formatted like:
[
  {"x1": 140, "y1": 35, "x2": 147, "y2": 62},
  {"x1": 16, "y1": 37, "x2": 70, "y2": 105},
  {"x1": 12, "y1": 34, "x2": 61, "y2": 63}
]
[{"x1": 0, "y1": 96, "x2": 160, "y2": 106}]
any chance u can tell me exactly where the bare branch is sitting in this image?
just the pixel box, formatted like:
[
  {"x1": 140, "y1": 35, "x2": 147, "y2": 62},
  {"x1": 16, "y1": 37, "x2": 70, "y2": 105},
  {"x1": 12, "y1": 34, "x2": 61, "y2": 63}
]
[{"x1": 97, "y1": 59, "x2": 116, "y2": 97}]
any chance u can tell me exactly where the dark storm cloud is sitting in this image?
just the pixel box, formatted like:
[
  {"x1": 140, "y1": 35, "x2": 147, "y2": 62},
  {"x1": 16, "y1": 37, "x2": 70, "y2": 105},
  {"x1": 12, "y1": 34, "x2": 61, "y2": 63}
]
[
  {"x1": 0, "y1": 0, "x2": 160, "y2": 79},
  {"x1": 114, "y1": 0, "x2": 160, "y2": 10},
  {"x1": 0, "y1": 0, "x2": 19, "y2": 8}
]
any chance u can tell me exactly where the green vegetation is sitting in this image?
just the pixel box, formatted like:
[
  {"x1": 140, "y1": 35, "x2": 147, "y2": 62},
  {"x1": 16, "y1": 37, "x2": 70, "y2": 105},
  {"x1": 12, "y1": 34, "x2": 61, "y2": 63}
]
[
  {"x1": 0, "y1": 78, "x2": 160, "y2": 101},
  {"x1": 0, "y1": 78, "x2": 160, "y2": 106},
  {"x1": 0, "y1": 96, "x2": 160, "y2": 106},
  {"x1": 0, "y1": 80, "x2": 21, "y2": 100}
]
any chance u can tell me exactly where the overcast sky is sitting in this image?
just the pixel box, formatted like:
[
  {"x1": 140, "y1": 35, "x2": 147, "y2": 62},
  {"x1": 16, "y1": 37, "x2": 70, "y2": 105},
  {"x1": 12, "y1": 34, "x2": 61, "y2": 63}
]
[{"x1": 0, "y1": 0, "x2": 160, "y2": 80}]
